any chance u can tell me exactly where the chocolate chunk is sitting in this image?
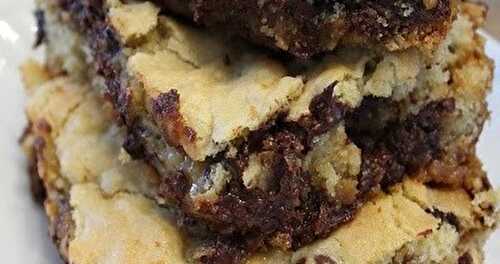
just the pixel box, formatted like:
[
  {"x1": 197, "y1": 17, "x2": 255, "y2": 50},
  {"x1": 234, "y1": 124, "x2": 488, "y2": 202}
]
[
  {"x1": 158, "y1": 171, "x2": 191, "y2": 206},
  {"x1": 306, "y1": 82, "x2": 346, "y2": 136},
  {"x1": 123, "y1": 126, "x2": 146, "y2": 160},
  {"x1": 314, "y1": 255, "x2": 337, "y2": 264},
  {"x1": 348, "y1": 98, "x2": 455, "y2": 193},
  {"x1": 196, "y1": 238, "x2": 246, "y2": 264},
  {"x1": 295, "y1": 258, "x2": 306, "y2": 264},
  {"x1": 152, "y1": 90, "x2": 197, "y2": 145},
  {"x1": 28, "y1": 137, "x2": 47, "y2": 204},
  {"x1": 33, "y1": 9, "x2": 46, "y2": 47},
  {"x1": 458, "y1": 252, "x2": 473, "y2": 264},
  {"x1": 152, "y1": 91, "x2": 181, "y2": 118},
  {"x1": 428, "y1": 208, "x2": 461, "y2": 231}
]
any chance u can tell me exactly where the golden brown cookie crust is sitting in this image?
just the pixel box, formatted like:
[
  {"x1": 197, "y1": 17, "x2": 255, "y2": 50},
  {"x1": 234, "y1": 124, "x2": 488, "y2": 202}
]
[
  {"x1": 29, "y1": 0, "x2": 495, "y2": 261},
  {"x1": 20, "y1": 75, "x2": 497, "y2": 262}
]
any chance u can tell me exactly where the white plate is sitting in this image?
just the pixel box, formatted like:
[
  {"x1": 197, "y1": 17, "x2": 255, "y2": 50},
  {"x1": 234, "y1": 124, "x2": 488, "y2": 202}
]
[{"x1": 0, "y1": 1, "x2": 498, "y2": 263}]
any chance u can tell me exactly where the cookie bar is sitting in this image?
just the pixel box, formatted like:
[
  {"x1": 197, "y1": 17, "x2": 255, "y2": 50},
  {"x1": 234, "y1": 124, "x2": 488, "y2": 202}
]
[
  {"x1": 35, "y1": 0, "x2": 494, "y2": 259},
  {"x1": 142, "y1": 0, "x2": 456, "y2": 58},
  {"x1": 20, "y1": 67, "x2": 498, "y2": 263}
]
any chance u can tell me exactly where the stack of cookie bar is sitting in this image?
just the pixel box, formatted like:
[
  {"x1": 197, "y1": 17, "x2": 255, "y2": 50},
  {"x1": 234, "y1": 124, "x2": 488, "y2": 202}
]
[{"x1": 21, "y1": 0, "x2": 498, "y2": 263}]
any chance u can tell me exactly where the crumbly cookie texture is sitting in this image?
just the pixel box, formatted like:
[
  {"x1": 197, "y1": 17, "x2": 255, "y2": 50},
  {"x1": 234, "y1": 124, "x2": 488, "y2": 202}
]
[
  {"x1": 21, "y1": 66, "x2": 497, "y2": 264},
  {"x1": 20, "y1": 70, "x2": 179, "y2": 263},
  {"x1": 156, "y1": 0, "x2": 457, "y2": 59},
  {"x1": 41, "y1": 0, "x2": 489, "y2": 162},
  {"x1": 69, "y1": 184, "x2": 185, "y2": 264},
  {"x1": 34, "y1": 0, "x2": 494, "y2": 259},
  {"x1": 20, "y1": 71, "x2": 159, "y2": 197}
]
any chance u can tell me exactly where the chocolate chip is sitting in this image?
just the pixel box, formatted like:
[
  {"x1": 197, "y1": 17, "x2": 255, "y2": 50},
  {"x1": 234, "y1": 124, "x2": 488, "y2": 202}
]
[
  {"x1": 458, "y1": 252, "x2": 473, "y2": 264},
  {"x1": 314, "y1": 255, "x2": 337, "y2": 264},
  {"x1": 428, "y1": 208, "x2": 461, "y2": 231}
]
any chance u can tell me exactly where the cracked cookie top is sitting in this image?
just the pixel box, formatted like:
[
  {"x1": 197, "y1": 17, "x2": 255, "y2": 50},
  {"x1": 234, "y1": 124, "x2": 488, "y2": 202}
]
[{"x1": 21, "y1": 62, "x2": 498, "y2": 264}]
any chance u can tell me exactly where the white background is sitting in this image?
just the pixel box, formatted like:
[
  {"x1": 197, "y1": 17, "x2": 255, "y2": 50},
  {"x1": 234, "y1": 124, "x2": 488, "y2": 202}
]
[{"x1": 0, "y1": 0, "x2": 498, "y2": 262}]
